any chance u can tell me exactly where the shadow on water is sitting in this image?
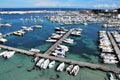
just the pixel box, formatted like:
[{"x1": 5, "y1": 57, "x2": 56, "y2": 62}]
[
  {"x1": 116, "y1": 62, "x2": 120, "y2": 68},
  {"x1": 81, "y1": 53, "x2": 91, "y2": 60},
  {"x1": 50, "y1": 74, "x2": 60, "y2": 80}
]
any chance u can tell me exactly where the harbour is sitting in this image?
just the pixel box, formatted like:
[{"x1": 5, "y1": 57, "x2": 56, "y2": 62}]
[{"x1": 0, "y1": 8, "x2": 120, "y2": 80}]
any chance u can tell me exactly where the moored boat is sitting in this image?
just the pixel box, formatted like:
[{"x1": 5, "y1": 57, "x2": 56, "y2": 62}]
[
  {"x1": 41, "y1": 59, "x2": 50, "y2": 69},
  {"x1": 36, "y1": 58, "x2": 45, "y2": 68},
  {"x1": 66, "y1": 65, "x2": 74, "y2": 72},
  {"x1": 70, "y1": 65, "x2": 80, "y2": 76},
  {"x1": 49, "y1": 60, "x2": 56, "y2": 68},
  {"x1": 57, "y1": 62, "x2": 65, "y2": 71}
]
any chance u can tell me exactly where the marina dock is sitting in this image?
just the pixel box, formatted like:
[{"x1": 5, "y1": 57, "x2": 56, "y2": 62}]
[
  {"x1": 107, "y1": 32, "x2": 120, "y2": 61},
  {"x1": 2, "y1": 26, "x2": 36, "y2": 37},
  {"x1": 44, "y1": 28, "x2": 74, "y2": 55},
  {"x1": 0, "y1": 44, "x2": 120, "y2": 73}
]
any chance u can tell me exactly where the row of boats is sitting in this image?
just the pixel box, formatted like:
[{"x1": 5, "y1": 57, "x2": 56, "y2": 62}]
[
  {"x1": 46, "y1": 11, "x2": 106, "y2": 26},
  {"x1": 0, "y1": 50, "x2": 15, "y2": 59},
  {"x1": 111, "y1": 31, "x2": 120, "y2": 48},
  {"x1": 46, "y1": 27, "x2": 68, "y2": 43},
  {"x1": 99, "y1": 31, "x2": 118, "y2": 64},
  {"x1": 106, "y1": 72, "x2": 120, "y2": 80},
  {"x1": 13, "y1": 25, "x2": 42, "y2": 36},
  {"x1": 46, "y1": 27, "x2": 82, "y2": 43},
  {"x1": 35, "y1": 58, "x2": 80, "y2": 76},
  {"x1": 20, "y1": 16, "x2": 43, "y2": 23}
]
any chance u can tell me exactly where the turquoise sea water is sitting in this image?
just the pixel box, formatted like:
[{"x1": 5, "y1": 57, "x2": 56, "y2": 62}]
[{"x1": 0, "y1": 12, "x2": 116, "y2": 80}]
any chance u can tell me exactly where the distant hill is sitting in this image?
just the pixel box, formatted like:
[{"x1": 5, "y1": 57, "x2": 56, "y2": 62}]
[
  {"x1": 117, "y1": 8, "x2": 120, "y2": 13},
  {"x1": 92, "y1": 8, "x2": 120, "y2": 14}
]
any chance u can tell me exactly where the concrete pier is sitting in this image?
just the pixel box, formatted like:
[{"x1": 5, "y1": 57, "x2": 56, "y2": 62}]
[
  {"x1": 107, "y1": 32, "x2": 120, "y2": 61},
  {"x1": 0, "y1": 44, "x2": 120, "y2": 73},
  {"x1": 44, "y1": 28, "x2": 74, "y2": 55}
]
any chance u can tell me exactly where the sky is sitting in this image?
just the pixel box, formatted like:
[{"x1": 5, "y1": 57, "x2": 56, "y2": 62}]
[{"x1": 0, "y1": 0, "x2": 120, "y2": 9}]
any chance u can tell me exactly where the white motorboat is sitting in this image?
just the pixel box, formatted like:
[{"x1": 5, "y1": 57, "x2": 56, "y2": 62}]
[
  {"x1": 34, "y1": 25, "x2": 42, "y2": 28},
  {"x1": 21, "y1": 26, "x2": 27, "y2": 29},
  {"x1": 63, "y1": 38, "x2": 74, "y2": 44},
  {"x1": 58, "y1": 44, "x2": 69, "y2": 52},
  {"x1": 36, "y1": 58, "x2": 45, "y2": 68},
  {"x1": 48, "y1": 60, "x2": 55, "y2": 68},
  {"x1": 29, "y1": 48, "x2": 40, "y2": 53},
  {"x1": 33, "y1": 56, "x2": 39, "y2": 62},
  {"x1": 0, "y1": 51, "x2": 7, "y2": 57},
  {"x1": 0, "y1": 38, "x2": 7, "y2": 43},
  {"x1": 57, "y1": 62, "x2": 65, "y2": 71},
  {"x1": 70, "y1": 65, "x2": 80, "y2": 76},
  {"x1": 66, "y1": 65, "x2": 74, "y2": 72},
  {"x1": 41, "y1": 59, "x2": 50, "y2": 69},
  {"x1": 3, "y1": 51, "x2": 15, "y2": 59},
  {"x1": 46, "y1": 38, "x2": 57, "y2": 43},
  {"x1": 103, "y1": 59, "x2": 118, "y2": 64}
]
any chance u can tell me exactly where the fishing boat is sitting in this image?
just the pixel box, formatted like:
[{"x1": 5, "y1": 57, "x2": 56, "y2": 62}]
[
  {"x1": 70, "y1": 65, "x2": 80, "y2": 76},
  {"x1": 49, "y1": 60, "x2": 56, "y2": 68},
  {"x1": 57, "y1": 62, "x2": 65, "y2": 71}
]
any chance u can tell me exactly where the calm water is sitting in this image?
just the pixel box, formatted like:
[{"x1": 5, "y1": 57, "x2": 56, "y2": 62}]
[{"x1": 0, "y1": 9, "x2": 115, "y2": 80}]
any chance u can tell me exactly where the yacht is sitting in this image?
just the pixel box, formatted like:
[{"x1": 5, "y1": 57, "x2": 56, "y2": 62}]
[
  {"x1": 48, "y1": 60, "x2": 56, "y2": 68},
  {"x1": 66, "y1": 65, "x2": 74, "y2": 72},
  {"x1": 34, "y1": 25, "x2": 42, "y2": 28},
  {"x1": 21, "y1": 26, "x2": 27, "y2": 29},
  {"x1": 103, "y1": 59, "x2": 118, "y2": 64},
  {"x1": 56, "y1": 31, "x2": 66, "y2": 34},
  {"x1": 58, "y1": 44, "x2": 69, "y2": 52},
  {"x1": 3, "y1": 51, "x2": 15, "y2": 59},
  {"x1": 57, "y1": 62, "x2": 65, "y2": 71},
  {"x1": 46, "y1": 37, "x2": 57, "y2": 43},
  {"x1": 0, "y1": 38, "x2": 7, "y2": 43},
  {"x1": 3, "y1": 23, "x2": 12, "y2": 27},
  {"x1": 63, "y1": 38, "x2": 74, "y2": 44},
  {"x1": 26, "y1": 27, "x2": 33, "y2": 31},
  {"x1": 55, "y1": 27, "x2": 68, "y2": 32},
  {"x1": 41, "y1": 59, "x2": 50, "y2": 69},
  {"x1": 0, "y1": 23, "x2": 12, "y2": 27},
  {"x1": 36, "y1": 58, "x2": 45, "y2": 68},
  {"x1": 70, "y1": 65, "x2": 80, "y2": 76}
]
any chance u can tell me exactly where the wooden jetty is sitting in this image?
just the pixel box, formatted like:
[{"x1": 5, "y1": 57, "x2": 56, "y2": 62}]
[
  {"x1": 107, "y1": 32, "x2": 120, "y2": 61},
  {"x1": 0, "y1": 44, "x2": 120, "y2": 73},
  {"x1": 44, "y1": 28, "x2": 74, "y2": 55}
]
